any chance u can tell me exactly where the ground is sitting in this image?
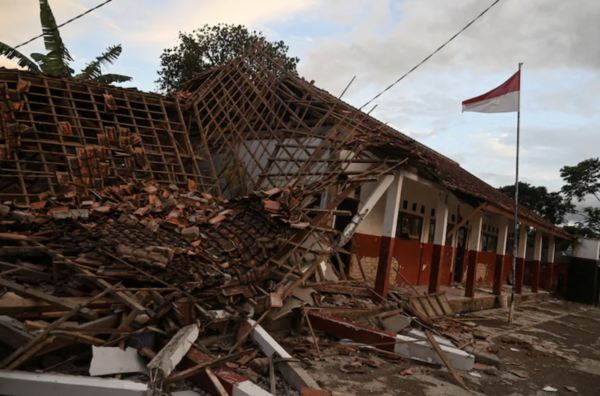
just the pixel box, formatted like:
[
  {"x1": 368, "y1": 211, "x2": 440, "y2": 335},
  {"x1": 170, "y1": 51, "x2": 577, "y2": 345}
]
[{"x1": 303, "y1": 300, "x2": 600, "y2": 396}]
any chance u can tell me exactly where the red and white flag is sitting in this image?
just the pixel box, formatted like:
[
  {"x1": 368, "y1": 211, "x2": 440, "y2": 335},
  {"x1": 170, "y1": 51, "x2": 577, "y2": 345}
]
[{"x1": 462, "y1": 70, "x2": 520, "y2": 113}]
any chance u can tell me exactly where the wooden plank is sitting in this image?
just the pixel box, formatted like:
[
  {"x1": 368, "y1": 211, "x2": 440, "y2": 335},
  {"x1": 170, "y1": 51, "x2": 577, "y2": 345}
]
[
  {"x1": 0, "y1": 278, "x2": 97, "y2": 320},
  {"x1": 410, "y1": 299, "x2": 427, "y2": 319},
  {"x1": 0, "y1": 284, "x2": 119, "y2": 369},
  {"x1": 422, "y1": 297, "x2": 441, "y2": 318},
  {"x1": 428, "y1": 296, "x2": 445, "y2": 318},
  {"x1": 205, "y1": 367, "x2": 229, "y2": 396},
  {"x1": 163, "y1": 349, "x2": 253, "y2": 385},
  {"x1": 436, "y1": 294, "x2": 453, "y2": 316},
  {"x1": 0, "y1": 297, "x2": 120, "y2": 315},
  {"x1": 36, "y1": 314, "x2": 119, "y2": 357},
  {"x1": 416, "y1": 297, "x2": 436, "y2": 319},
  {"x1": 301, "y1": 303, "x2": 322, "y2": 359},
  {"x1": 269, "y1": 357, "x2": 277, "y2": 395},
  {"x1": 0, "y1": 316, "x2": 33, "y2": 348},
  {"x1": 34, "y1": 244, "x2": 147, "y2": 314},
  {"x1": 312, "y1": 284, "x2": 372, "y2": 297},
  {"x1": 425, "y1": 330, "x2": 468, "y2": 390},
  {"x1": 446, "y1": 202, "x2": 487, "y2": 239}
]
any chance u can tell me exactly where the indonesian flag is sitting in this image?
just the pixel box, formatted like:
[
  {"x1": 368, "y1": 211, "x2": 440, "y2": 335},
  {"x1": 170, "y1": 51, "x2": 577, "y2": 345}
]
[{"x1": 462, "y1": 70, "x2": 520, "y2": 113}]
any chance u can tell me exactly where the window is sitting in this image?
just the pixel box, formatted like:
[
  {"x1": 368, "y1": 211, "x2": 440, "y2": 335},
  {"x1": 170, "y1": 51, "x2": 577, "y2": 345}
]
[
  {"x1": 402, "y1": 200, "x2": 408, "y2": 210},
  {"x1": 420, "y1": 205, "x2": 425, "y2": 214},
  {"x1": 396, "y1": 212, "x2": 423, "y2": 240},
  {"x1": 412, "y1": 202, "x2": 417, "y2": 212},
  {"x1": 429, "y1": 220, "x2": 436, "y2": 243},
  {"x1": 482, "y1": 233, "x2": 498, "y2": 253},
  {"x1": 445, "y1": 222, "x2": 454, "y2": 246}
]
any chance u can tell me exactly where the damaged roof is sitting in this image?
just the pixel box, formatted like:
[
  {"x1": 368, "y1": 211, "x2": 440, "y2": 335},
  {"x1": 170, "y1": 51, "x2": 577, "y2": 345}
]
[{"x1": 0, "y1": 48, "x2": 570, "y2": 239}]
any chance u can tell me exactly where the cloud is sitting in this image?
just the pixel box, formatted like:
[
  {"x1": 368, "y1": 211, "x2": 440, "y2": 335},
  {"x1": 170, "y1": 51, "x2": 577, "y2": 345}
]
[
  {"x1": 296, "y1": 0, "x2": 600, "y2": 194},
  {"x1": 300, "y1": 0, "x2": 600, "y2": 91},
  {"x1": 127, "y1": 0, "x2": 319, "y2": 47},
  {"x1": 404, "y1": 128, "x2": 436, "y2": 139},
  {"x1": 1, "y1": 0, "x2": 597, "y2": 199},
  {"x1": 70, "y1": 1, "x2": 122, "y2": 32}
]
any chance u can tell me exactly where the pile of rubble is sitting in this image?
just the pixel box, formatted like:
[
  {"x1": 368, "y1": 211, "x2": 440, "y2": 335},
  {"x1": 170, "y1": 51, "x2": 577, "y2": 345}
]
[
  {"x1": 0, "y1": 179, "x2": 329, "y2": 394},
  {"x1": 0, "y1": 179, "x2": 481, "y2": 396}
]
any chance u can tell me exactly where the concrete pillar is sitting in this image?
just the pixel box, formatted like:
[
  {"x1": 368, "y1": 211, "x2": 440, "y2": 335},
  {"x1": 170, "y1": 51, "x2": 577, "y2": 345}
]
[
  {"x1": 531, "y1": 230, "x2": 543, "y2": 293},
  {"x1": 493, "y1": 217, "x2": 509, "y2": 295},
  {"x1": 428, "y1": 192, "x2": 449, "y2": 294},
  {"x1": 515, "y1": 226, "x2": 528, "y2": 294},
  {"x1": 465, "y1": 212, "x2": 483, "y2": 298},
  {"x1": 544, "y1": 235, "x2": 556, "y2": 290},
  {"x1": 374, "y1": 173, "x2": 404, "y2": 301}
]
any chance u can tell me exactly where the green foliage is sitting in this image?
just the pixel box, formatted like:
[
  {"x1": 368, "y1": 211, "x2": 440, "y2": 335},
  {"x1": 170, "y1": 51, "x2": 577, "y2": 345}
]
[
  {"x1": 560, "y1": 158, "x2": 600, "y2": 238},
  {"x1": 561, "y1": 224, "x2": 598, "y2": 239},
  {"x1": 498, "y1": 182, "x2": 574, "y2": 226},
  {"x1": 156, "y1": 23, "x2": 300, "y2": 93},
  {"x1": 0, "y1": 43, "x2": 40, "y2": 71},
  {"x1": 38, "y1": 0, "x2": 74, "y2": 76},
  {"x1": 93, "y1": 73, "x2": 133, "y2": 84},
  {"x1": 0, "y1": 0, "x2": 130, "y2": 83},
  {"x1": 75, "y1": 45, "x2": 132, "y2": 84},
  {"x1": 560, "y1": 158, "x2": 600, "y2": 202},
  {"x1": 572, "y1": 207, "x2": 600, "y2": 238}
]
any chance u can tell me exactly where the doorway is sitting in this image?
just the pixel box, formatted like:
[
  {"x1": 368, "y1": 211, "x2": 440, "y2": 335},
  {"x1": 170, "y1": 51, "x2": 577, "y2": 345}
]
[
  {"x1": 333, "y1": 198, "x2": 360, "y2": 276},
  {"x1": 453, "y1": 227, "x2": 468, "y2": 283}
]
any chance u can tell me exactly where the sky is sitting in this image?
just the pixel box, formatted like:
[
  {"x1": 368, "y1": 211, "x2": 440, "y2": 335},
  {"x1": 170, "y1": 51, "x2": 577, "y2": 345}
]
[{"x1": 1, "y1": 0, "x2": 599, "y2": 216}]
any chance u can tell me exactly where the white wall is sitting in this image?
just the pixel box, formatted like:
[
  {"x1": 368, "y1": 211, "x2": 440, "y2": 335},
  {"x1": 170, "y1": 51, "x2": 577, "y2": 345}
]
[
  {"x1": 355, "y1": 175, "x2": 445, "y2": 240},
  {"x1": 574, "y1": 238, "x2": 600, "y2": 261}
]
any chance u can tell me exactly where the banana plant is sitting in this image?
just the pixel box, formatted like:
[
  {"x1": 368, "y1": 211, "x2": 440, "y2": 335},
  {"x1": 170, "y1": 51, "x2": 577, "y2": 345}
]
[{"x1": 0, "y1": 0, "x2": 131, "y2": 84}]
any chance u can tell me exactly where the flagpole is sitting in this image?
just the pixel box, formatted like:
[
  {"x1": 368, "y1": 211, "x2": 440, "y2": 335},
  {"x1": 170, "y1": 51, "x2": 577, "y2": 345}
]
[{"x1": 509, "y1": 62, "x2": 523, "y2": 325}]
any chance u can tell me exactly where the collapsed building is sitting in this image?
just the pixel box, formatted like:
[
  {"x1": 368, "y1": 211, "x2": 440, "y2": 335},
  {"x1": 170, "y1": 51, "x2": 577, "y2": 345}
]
[{"x1": 0, "y1": 45, "x2": 572, "y2": 395}]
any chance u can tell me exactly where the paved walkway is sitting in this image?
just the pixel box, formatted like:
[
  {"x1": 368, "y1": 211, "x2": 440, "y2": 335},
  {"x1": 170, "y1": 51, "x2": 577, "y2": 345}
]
[
  {"x1": 308, "y1": 300, "x2": 600, "y2": 396},
  {"x1": 410, "y1": 283, "x2": 548, "y2": 303}
]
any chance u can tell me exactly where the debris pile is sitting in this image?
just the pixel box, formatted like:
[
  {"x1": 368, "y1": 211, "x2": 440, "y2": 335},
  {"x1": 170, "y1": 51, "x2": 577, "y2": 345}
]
[
  {"x1": 0, "y1": 178, "x2": 344, "y2": 394},
  {"x1": 0, "y1": 176, "x2": 481, "y2": 395},
  {"x1": 0, "y1": 179, "x2": 298, "y2": 311}
]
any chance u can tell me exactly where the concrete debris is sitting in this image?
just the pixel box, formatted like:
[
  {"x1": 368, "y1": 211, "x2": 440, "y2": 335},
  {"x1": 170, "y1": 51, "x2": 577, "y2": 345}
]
[
  {"x1": 147, "y1": 324, "x2": 199, "y2": 378},
  {"x1": 0, "y1": 370, "x2": 147, "y2": 396},
  {"x1": 380, "y1": 314, "x2": 411, "y2": 333},
  {"x1": 89, "y1": 346, "x2": 147, "y2": 376}
]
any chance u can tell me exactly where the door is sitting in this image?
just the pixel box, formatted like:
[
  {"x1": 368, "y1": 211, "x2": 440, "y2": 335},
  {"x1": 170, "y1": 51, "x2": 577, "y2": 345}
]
[{"x1": 453, "y1": 227, "x2": 468, "y2": 283}]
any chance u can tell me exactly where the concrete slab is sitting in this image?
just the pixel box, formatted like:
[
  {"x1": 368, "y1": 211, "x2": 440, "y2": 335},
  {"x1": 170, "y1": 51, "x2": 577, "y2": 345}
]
[
  {"x1": 89, "y1": 346, "x2": 147, "y2": 376},
  {"x1": 248, "y1": 319, "x2": 321, "y2": 392},
  {"x1": 394, "y1": 333, "x2": 474, "y2": 371},
  {"x1": 401, "y1": 328, "x2": 454, "y2": 348},
  {"x1": 0, "y1": 370, "x2": 147, "y2": 396},
  {"x1": 309, "y1": 312, "x2": 474, "y2": 371},
  {"x1": 380, "y1": 314, "x2": 411, "y2": 333},
  {"x1": 232, "y1": 380, "x2": 273, "y2": 396},
  {"x1": 148, "y1": 324, "x2": 198, "y2": 377}
]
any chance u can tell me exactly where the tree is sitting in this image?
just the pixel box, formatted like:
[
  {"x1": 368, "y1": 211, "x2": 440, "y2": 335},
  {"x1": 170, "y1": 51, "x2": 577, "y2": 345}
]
[
  {"x1": 0, "y1": 0, "x2": 131, "y2": 84},
  {"x1": 561, "y1": 158, "x2": 600, "y2": 237},
  {"x1": 156, "y1": 24, "x2": 300, "y2": 93},
  {"x1": 561, "y1": 158, "x2": 600, "y2": 202},
  {"x1": 498, "y1": 182, "x2": 574, "y2": 226}
]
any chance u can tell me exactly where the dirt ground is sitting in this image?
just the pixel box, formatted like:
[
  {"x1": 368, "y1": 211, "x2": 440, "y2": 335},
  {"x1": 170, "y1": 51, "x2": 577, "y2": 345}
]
[{"x1": 305, "y1": 300, "x2": 600, "y2": 396}]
